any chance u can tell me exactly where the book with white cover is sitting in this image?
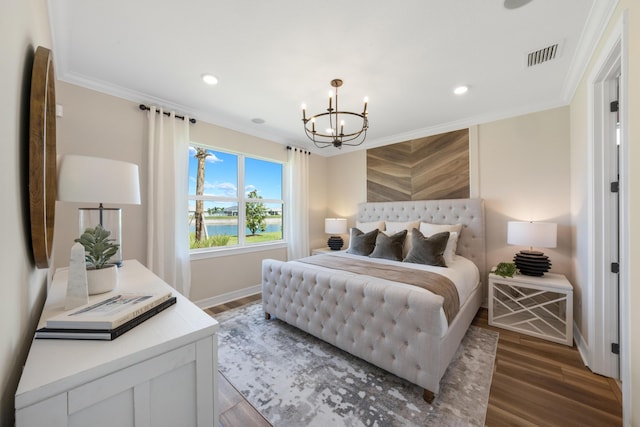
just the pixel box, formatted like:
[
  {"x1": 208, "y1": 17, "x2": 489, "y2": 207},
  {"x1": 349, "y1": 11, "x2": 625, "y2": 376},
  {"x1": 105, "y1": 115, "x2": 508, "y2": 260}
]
[{"x1": 46, "y1": 291, "x2": 172, "y2": 330}]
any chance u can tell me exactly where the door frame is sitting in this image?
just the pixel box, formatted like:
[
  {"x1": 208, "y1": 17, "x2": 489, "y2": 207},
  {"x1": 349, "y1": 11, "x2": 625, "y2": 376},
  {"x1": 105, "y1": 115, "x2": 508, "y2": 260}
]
[{"x1": 586, "y1": 11, "x2": 629, "y2": 419}]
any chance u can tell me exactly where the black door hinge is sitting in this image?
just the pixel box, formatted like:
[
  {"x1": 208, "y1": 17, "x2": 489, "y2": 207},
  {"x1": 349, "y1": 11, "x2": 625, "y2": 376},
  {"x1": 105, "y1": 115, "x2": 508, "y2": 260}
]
[
  {"x1": 612, "y1": 343, "x2": 620, "y2": 355},
  {"x1": 611, "y1": 181, "x2": 619, "y2": 193},
  {"x1": 611, "y1": 262, "x2": 620, "y2": 274},
  {"x1": 610, "y1": 100, "x2": 619, "y2": 113}
]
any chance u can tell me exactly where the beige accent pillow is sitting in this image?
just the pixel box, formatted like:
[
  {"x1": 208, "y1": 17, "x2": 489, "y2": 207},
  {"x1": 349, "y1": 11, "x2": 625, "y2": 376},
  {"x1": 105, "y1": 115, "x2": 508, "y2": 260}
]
[
  {"x1": 419, "y1": 222, "x2": 463, "y2": 264},
  {"x1": 356, "y1": 220, "x2": 385, "y2": 233},
  {"x1": 386, "y1": 220, "x2": 420, "y2": 258}
]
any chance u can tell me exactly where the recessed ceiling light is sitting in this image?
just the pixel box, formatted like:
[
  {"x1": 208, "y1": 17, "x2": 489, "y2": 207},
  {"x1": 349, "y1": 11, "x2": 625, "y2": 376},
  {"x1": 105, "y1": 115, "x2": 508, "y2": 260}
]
[
  {"x1": 252, "y1": 118, "x2": 265, "y2": 124},
  {"x1": 202, "y1": 74, "x2": 218, "y2": 85},
  {"x1": 454, "y1": 86, "x2": 468, "y2": 95}
]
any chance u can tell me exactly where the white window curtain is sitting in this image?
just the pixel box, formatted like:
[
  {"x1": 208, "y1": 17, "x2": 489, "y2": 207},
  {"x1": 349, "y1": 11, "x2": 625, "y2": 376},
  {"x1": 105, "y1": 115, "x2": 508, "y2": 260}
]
[
  {"x1": 146, "y1": 107, "x2": 191, "y2": 297},
  {"x1": 285, "y1": 147, "x2": 310, "y2": 259}
]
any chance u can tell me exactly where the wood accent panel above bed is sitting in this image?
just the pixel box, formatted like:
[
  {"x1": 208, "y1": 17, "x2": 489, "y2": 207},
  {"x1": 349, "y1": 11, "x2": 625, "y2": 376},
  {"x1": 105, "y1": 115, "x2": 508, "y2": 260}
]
[{"x1": 367, "y1": 129, "x2": 469, "y2": 202}]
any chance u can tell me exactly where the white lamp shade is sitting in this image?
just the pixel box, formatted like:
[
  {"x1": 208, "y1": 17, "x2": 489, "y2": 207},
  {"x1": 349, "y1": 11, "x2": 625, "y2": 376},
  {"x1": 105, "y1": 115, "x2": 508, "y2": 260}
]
[
  {"x1": 57, "y1": 155, "x2": 141, "y2": 205},
  {"x1": 325, "y1": 218, "x2": 347, "y2": 234},
  {"x1": 507, "y1": 221, "x2": 557, "y2": 249}
]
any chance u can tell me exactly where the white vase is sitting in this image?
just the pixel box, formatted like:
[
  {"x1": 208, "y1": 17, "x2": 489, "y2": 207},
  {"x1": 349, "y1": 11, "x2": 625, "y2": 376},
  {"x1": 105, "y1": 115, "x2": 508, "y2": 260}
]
[{"x1": 86, "y1": 264, "x2": 118, "y2": 295}]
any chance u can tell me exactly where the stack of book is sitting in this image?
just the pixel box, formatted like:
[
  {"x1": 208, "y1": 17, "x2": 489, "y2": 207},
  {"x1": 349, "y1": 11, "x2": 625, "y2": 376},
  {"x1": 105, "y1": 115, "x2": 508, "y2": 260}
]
[{"x1": 35, "y1": 291, "x2": 176, "y2": 341}]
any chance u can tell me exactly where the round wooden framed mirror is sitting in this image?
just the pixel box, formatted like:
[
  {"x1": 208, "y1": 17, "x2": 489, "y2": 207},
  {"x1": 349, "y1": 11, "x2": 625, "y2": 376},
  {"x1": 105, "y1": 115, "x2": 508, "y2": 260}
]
[{"x1": 29, "y1": 46, "x2": 57, "y2": 269}]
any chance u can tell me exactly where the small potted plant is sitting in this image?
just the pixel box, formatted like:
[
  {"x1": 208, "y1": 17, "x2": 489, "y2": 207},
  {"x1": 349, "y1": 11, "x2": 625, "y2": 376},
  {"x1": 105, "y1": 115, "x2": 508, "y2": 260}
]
[
  {"x1": 493, "y1": 262, "x2": 517, "y2": 278},
  {"x1": 75, "y1": 224, "x2": 119, "y2": 294}
]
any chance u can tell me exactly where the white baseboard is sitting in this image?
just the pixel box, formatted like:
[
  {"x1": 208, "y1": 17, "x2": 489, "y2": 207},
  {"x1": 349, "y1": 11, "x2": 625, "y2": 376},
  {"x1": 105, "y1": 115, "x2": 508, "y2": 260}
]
[
  {"x1": 194, "y1": 284, "x2": 262, "y2": 309},
  {"x1": 573, "y1": 321, "x2": 590, "y2": 367}
]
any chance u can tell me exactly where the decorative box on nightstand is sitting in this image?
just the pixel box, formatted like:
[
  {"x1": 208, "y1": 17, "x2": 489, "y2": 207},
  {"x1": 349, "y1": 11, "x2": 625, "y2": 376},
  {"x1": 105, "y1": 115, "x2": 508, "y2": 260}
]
[
  {"x1": 488, "y1": 270, "x2": 573, "y2": 346},
  {"x1": 311, "y1": 247, "x2": 334, "y2": 255}
]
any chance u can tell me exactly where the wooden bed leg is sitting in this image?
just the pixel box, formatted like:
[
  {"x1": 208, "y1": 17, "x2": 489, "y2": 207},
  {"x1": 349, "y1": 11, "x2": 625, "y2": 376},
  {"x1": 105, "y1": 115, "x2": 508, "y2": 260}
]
[
  {"x1": 264, "y1": 312, "x2": 271, "y2": 320},
  {"x1": 423, "y1": 389, "x2": 435, "y2": 403}
]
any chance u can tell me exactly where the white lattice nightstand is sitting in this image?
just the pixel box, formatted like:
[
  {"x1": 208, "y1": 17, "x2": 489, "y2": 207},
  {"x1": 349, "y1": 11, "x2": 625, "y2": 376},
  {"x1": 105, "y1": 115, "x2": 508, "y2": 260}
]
[{"x1": 488, "y1": 271, "x2": 573, "y2": 346}]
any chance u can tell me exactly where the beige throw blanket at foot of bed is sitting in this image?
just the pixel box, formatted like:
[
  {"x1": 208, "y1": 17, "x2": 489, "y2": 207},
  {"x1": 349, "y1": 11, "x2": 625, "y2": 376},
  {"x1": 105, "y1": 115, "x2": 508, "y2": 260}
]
[{"x1": 298, "y1": 254, "x2": 460, "y2": 323}]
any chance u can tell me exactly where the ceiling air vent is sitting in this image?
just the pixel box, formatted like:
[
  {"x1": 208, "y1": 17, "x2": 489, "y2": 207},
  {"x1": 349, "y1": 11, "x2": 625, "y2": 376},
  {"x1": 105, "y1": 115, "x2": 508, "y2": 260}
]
[{"x1": 526, "y1": 42, "x2": 561, "y2": 67}]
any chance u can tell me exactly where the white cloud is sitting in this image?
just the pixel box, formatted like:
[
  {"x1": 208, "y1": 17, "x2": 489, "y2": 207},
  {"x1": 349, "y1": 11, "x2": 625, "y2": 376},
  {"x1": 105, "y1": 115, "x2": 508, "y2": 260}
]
[{"x1": 205, "y1": 153, "x2": 223, "y2": 163}]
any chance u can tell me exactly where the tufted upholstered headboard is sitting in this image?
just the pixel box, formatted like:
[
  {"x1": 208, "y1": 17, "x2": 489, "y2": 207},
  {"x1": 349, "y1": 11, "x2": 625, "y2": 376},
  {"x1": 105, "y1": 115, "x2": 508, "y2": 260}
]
[{"x1": 357, "y1": 198, "x2": 486, "y2": 284}]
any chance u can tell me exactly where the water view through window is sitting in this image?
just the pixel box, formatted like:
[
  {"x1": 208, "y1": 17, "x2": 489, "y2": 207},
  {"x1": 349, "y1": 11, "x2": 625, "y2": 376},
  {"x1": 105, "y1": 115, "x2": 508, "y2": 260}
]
[{"x1": 188, "y1": 145, "x2": 284, "y2": 249}]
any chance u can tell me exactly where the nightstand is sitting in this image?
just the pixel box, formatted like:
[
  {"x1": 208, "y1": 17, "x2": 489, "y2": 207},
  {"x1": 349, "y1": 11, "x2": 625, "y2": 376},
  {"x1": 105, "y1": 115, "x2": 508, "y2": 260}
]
[
  {"x1": 311, "y1": 247, "x2": 334, "y2": 255},
  {"x1": 488, "y1": 271, "x2": 573, "y2": 346}
]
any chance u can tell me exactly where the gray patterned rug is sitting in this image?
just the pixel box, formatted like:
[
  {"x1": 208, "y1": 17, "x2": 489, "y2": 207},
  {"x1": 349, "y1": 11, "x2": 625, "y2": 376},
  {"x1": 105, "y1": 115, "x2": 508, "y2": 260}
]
[{"x1": 216, "y1": 302, "x2": 498, "y2": 426}]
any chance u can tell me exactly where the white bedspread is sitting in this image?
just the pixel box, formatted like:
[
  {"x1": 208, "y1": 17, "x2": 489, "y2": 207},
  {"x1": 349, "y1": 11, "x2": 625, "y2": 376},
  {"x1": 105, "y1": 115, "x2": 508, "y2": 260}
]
[{"x1": 290, "y1": 251, "x2": 479, "y2": 336}]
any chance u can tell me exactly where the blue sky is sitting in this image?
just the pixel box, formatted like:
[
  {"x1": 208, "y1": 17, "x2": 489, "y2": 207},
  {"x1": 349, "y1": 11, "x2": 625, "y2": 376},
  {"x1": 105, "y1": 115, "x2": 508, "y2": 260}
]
[{"x1": 188, "y1": 146, "x2": 282, "y2": 200}]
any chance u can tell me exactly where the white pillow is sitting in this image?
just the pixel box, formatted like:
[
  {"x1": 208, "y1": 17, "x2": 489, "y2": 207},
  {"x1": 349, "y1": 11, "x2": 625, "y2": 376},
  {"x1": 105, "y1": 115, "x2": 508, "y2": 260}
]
[
  {"x1": 356, "y1": 220, "x2": 385, "y2": 233},
  {"x1": 419, "y1": 222, "x2": 463, "y2": 265},
  {"x1": 443, "y1": 231, "x2": 458, "y2": 265},
  {"x1": 385, "y1": 220, "x2": 420, "y2": 258}
]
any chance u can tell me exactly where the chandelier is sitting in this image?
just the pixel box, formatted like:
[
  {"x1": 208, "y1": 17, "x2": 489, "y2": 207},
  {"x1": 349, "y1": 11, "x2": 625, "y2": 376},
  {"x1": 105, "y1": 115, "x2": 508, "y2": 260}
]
[{"x1": 301, "y1": 79, "x2": 369, "y2": 149}]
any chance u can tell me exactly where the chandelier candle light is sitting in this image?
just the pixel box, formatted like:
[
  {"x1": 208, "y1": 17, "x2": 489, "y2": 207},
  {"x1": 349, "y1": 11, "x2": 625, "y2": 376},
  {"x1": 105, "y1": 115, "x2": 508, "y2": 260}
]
[{"x1": 302, "y1": 79, "x2": 369, "y2": 149}]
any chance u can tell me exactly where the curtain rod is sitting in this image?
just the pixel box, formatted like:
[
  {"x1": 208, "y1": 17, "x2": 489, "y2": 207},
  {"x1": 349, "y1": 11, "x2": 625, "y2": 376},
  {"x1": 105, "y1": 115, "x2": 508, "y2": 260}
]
[
  {"x1": 287, "y1": 146, "x2": 311, "y2": 155},
  {"x1": 139, "y1": 104, "x2": 196, "y2": 124}
]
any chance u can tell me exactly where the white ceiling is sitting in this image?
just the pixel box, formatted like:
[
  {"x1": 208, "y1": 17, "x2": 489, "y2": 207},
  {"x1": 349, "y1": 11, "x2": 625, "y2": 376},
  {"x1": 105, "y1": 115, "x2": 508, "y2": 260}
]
[{"x1": 48, "y1": 0, "x2": 617, "y2": 156}]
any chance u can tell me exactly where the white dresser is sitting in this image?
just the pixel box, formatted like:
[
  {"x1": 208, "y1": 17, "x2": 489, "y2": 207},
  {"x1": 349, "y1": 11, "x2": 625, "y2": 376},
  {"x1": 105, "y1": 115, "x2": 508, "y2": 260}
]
[{"x1": 15, "y1": 260, "x2": 219, "y2": 427}]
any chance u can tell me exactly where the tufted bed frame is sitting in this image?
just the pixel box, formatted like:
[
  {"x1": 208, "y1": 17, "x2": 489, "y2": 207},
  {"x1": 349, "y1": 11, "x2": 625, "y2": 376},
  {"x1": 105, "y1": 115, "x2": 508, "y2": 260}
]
[{"x1": 262, "y1": 198, "x2": 486, "y2": 402}]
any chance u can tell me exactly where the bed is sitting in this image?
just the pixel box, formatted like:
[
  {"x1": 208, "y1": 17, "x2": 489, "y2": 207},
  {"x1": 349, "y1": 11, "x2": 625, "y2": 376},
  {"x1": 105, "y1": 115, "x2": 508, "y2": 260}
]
[{"x1": 261, "y1": 198, "x2": 486, "y2": 402}]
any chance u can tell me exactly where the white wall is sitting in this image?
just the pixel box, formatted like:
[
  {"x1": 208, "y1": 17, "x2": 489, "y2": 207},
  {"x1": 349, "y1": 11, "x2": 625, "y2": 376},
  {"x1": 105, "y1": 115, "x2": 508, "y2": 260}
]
[{"x1": 0, "y1": 0, "x2": 52, "y2": 424}]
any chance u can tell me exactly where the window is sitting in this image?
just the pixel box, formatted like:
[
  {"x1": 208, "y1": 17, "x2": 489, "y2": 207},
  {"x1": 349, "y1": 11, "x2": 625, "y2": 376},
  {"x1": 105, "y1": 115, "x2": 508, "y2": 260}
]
[{"x1": 188, "y1": 145, "x2": 284, "y2": 251}]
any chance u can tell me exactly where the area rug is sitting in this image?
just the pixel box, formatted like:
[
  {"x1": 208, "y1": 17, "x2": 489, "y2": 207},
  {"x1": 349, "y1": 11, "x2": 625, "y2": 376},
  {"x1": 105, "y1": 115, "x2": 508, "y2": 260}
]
[{"x1": 216, "y1": 302, "x2": 498, "y2": 427}]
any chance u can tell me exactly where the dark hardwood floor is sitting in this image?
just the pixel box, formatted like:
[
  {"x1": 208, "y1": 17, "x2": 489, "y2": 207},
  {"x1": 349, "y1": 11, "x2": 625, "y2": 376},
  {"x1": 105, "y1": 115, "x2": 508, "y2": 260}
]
[{"x1": 206, "y1": 294, "x2": 623, "y2": 427}]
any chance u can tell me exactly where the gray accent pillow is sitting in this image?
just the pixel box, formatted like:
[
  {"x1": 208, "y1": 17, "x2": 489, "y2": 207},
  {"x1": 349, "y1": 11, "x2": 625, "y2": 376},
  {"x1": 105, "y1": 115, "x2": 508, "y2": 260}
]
[
  {"x1": 346, "y1": 228, "x2": 379, "y2": 256},
  {"x1": 369, "y1": 230, "x2": 408, "y2": 261},
  {"x1": 403, "y1": 229, "x2": 450, "y2": 267}
]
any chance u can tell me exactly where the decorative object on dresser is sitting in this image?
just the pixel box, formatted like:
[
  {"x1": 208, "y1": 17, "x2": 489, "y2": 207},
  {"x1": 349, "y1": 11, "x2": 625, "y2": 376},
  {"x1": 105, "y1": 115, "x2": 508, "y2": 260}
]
[
  {"x1": 301, "y1": 78, "x2": 369, "y2": 148},
  {"x1": 15, "y1": 260, "x2": 219, "y2": 427},
  {"x1": 74, "y1": 224, "x2": 120, "y2": 294},
  {"x1": 65, "y1": 242, "x2": 89, "y2": 309},
  {"x1": 57, "y1": 154, "x2": 141, "y2": 267},
  {"x1": 507, "y1": 220, "x2": 557, "y2": 276},
  {"x1": 324, "y1": 217, "x2": 347, "y2": 250},
  {"x1": 35, "y1": 296, "x2": 176, "y2": 341},
  {"x1": 218, "y1": 302, "x2": 498, "y2": 427}
]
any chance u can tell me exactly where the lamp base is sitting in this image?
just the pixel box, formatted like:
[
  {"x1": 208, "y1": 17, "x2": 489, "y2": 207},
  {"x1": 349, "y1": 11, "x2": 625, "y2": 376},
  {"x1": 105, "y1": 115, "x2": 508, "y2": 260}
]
[
  {"x1": 513, "y1": 250, "x2": 551, "y2": 276},
  {"x1": 327, "y1": 236, "x2": 344, "y2": 250}
]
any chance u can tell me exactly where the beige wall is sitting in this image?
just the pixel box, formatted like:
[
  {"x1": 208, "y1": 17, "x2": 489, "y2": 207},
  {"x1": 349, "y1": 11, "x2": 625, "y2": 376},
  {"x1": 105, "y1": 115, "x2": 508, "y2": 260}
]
[
  {"x1": 477, "y1": 107, "x2": 572, "y2": 282},
  {"x1": 54, "y1": 82, "x2": 147, "y2": 272},
  {"x1": 569, "y1": 2, "x2": 639, "y2": 423},
  {"x1": 0, "y1": 0, "x2": 52, "y2": 424}
]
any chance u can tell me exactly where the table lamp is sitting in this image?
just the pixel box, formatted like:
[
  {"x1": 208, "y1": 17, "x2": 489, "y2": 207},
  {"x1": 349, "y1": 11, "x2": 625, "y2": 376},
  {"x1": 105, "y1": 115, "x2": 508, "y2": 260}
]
[
  {"x1": 507, "y1": 221, "x2": 557, "y2": 276},
  {"x1": 325, "y1": 218, "x2": 347, "y2": 250},
  {"x1": 58, "y1": 155, "x2": 141, "y2": 266}
]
